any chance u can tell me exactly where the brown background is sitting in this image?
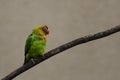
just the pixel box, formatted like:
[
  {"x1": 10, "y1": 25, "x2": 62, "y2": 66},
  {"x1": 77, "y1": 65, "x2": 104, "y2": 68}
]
[{"x1": 0, "y1": 0, "x2": 120, "y2": 80}]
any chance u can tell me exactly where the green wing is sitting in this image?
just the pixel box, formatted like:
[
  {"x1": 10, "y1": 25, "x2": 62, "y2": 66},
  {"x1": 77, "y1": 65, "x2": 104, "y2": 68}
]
[{"x1": 25, "y1": 34, "x2": 33, "y2": 55}]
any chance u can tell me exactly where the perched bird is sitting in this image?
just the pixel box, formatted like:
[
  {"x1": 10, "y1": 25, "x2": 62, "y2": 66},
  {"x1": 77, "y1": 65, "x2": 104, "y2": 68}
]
[{"x1": 24, "y1": 24, "x2": 49, "y2": 65}]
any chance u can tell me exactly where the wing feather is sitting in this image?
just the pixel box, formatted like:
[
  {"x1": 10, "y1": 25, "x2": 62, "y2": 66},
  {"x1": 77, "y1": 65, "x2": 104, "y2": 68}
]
[{"x1": 25, "y1": 34, "x2": 33, "y2": 55}]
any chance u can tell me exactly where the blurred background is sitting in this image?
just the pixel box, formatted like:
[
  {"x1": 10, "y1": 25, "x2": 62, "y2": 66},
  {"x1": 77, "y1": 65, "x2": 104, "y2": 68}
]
[{"x1": 0, "y1": 0, "x2": 120, "y2": 80}]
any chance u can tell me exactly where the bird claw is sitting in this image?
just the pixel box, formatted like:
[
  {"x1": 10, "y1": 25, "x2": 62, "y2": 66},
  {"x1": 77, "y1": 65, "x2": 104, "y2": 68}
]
[
  {"x1": 30, "y1": 59, "x2": 36, "y2": 64},
  {"x1": 30, "y1": 55, "x2": 44, "y2": 64}
]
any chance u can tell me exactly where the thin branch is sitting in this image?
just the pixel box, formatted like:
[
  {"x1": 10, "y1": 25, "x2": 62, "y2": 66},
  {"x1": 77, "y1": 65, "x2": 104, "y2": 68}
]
[{"x1": 2, "y1": 25, "x2": 120, "y2": 80}]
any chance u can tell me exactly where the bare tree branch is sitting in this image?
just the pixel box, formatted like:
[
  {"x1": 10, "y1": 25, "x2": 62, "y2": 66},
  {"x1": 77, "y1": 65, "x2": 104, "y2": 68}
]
[{"x1": 2, "y1": 25, "x2": 120, "y2": 80}]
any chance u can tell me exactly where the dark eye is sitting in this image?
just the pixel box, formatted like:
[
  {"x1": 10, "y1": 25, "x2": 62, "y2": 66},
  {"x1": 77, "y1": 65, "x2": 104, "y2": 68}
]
[
  {"x1": 44, "y1": 25, "x2": 48, "y2": 29},
  {"x1": 42, "y1": 26, "x2": 48, "y2": 31}
]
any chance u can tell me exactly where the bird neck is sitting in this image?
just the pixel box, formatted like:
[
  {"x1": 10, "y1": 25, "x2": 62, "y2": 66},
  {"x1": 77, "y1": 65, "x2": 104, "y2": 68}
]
[
  {"x1": 32, "y1": 31, "x2": 46, "y2": 41},
  {"x1": 32, "y1": 29, "x2": 44, "y2": 36}
]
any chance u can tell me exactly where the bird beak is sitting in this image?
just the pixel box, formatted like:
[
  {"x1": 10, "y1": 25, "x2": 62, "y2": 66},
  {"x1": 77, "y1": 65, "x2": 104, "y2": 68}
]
[
  {"x1": 45, "y1": 30, "x2": 49, "y2": 35},
  {"x1": 42, "y1": 26, "x2": 49, "y2": 35},
  {"x1": 42, "y1": 25, "x2": 49, "y2": 35}
]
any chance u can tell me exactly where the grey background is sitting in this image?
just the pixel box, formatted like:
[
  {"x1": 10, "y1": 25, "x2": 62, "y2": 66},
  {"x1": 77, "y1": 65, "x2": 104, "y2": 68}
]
[{"x1": 0, "y1": 0, "x2": 120, "y2": 80}]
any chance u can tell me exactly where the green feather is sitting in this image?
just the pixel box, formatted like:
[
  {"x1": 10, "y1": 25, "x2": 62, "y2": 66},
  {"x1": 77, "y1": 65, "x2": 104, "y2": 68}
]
[
  {"x1": 24, "y1": 26, "x2": 47, "y2": 64},
  {"x1": 25, "y1": 34, "x2": 33, "y2": 55}
]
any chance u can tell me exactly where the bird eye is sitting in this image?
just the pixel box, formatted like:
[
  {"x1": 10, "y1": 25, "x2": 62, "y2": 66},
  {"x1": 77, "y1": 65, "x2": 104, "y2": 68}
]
[
  {"x1": 43, "y1": 26, "x2": 48, "y2": 30},
  {"x1": 44, "y1": 25, "x2": 48, "y2": 29},
  {"x1": 42, "y1": 26, "x2": 47, "y2": 31},
  {"x1": 42, "y1": 25, "x2": 49, "y2": 35}
]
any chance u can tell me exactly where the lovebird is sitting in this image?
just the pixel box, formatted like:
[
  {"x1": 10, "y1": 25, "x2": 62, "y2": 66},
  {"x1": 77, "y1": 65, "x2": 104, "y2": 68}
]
[{"x1": 24, "y1": 24, "x2": 49, "y2": 65}]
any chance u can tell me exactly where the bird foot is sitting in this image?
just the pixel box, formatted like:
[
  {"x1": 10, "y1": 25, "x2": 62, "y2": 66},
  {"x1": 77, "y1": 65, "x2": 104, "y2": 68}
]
[{"x1": 30, "y1": 59, "x2": 37, "y2": 64}]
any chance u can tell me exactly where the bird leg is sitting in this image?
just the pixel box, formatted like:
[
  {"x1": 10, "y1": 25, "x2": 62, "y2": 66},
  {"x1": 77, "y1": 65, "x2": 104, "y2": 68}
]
[
  {"x1": 30, "y1": 58, "x2": 36, "y2": 64},
  {"x1": 30, "y1": 55, "x2": 44, "y2": 64}
]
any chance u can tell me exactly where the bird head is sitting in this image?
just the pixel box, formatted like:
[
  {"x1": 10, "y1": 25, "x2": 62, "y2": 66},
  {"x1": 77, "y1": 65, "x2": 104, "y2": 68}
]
[{"x1": 33, "y1": 24, "x2": 49, "y2": 36}]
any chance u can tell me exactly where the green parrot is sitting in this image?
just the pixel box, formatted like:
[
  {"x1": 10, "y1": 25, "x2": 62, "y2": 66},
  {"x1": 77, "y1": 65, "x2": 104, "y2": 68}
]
[{"x1": 24, "y1": 24, "x2": 49, "y2": 65}]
